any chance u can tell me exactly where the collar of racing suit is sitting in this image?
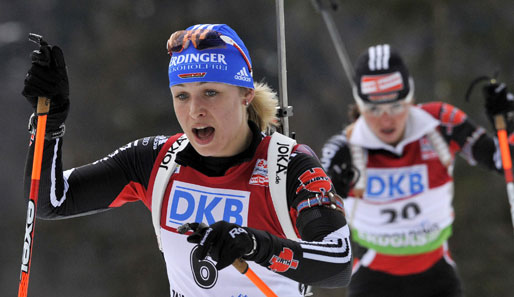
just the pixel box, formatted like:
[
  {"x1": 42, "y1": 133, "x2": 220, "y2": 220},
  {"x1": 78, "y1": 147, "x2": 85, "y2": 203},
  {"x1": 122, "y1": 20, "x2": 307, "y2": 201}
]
[{"x1": 349, "y1": 105, "x2": 440, "y2": 155}]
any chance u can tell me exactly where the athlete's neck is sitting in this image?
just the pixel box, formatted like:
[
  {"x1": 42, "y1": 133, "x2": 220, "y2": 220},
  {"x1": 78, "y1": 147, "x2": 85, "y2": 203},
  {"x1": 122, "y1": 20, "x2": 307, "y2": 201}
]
[{"x1": 177, "y1": 121, "x2": 262, "y2": 176}]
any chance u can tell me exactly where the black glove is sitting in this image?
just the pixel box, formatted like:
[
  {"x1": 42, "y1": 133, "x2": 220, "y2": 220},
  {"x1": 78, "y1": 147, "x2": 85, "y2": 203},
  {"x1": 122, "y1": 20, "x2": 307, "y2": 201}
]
[
  {"x1": 22, "y1": 43, "x2": 70, "y2": 134},
  {"x1": 326, "y1": 144, "x2": 356, "y2": 197},
  {"x1": 185, "y1": 221, "x2": 257, "y2": 270},
  {"x1": 483, "y1": 82, "x2": 514, "y2": 128}
]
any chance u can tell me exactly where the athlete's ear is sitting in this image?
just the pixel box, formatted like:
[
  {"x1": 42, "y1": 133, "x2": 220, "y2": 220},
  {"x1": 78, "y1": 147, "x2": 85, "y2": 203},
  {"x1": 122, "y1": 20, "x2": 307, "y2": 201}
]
[{"x1": 240, "y1": 87, "x2": 255, "y2": 105}]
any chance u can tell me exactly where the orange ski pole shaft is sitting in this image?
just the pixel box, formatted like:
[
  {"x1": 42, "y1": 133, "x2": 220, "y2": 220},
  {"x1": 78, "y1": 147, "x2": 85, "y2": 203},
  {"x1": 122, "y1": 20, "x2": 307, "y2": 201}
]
[
  {"x1": 232, "y1": 258, "x2": 278, "y2": 297},
  {"x1": 494, "y1": 114, "x2": 514, "y2": 234},
  {"x1": 18, "y1": 97, "x2": 51, "y2": 297}
]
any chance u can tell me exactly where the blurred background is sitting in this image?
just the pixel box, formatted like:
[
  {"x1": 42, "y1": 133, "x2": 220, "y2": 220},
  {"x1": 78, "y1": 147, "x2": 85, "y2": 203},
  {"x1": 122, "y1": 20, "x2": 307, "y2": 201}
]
[{"x1": 2, "y1": 0, "x2": 514, "y2": 296}]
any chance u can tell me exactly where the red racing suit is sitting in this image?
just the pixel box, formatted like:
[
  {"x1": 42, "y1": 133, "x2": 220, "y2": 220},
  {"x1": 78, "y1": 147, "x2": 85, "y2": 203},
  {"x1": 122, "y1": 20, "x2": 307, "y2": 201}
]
[
  {"x1": 25, "y1": 121, "x2": 352, "y2": 296},
  {"x1": 321, "y1": 102, "x2": 511, "y2": 280}
]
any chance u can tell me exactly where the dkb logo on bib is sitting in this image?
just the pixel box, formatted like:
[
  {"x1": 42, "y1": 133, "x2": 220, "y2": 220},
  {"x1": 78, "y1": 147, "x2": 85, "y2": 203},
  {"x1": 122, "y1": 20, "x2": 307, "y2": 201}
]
[
  {"x1": 166, "y1": 181, "x2": 250, "y2": 229},
  {"x1": 365, "y1": 164, "x2": 428, "y2": 201}
]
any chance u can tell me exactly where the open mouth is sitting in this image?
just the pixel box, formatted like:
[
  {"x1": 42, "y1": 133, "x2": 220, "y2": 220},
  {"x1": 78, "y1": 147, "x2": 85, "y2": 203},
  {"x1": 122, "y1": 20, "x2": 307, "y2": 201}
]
[
  {"x1": 380, "y1": 128, "x2": 395, "y2": 135},
  {"x1": 193, "y1": 126, "x2": 215, "y2": 144}
]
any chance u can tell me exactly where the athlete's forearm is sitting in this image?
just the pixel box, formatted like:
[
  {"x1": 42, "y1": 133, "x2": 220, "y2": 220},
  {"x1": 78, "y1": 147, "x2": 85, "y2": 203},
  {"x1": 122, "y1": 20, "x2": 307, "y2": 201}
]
[{"x1": 248, "y1": 207, "x2": 352, "y2": 287}]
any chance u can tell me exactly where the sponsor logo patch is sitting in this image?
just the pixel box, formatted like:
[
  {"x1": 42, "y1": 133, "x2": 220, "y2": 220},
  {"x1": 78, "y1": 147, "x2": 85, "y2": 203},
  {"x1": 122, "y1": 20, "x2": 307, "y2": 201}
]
[
  {"x1": 178, "y1": 72, "x2": 206, "y2": 79},
  {"x1": 169, "y1": 53, "x2": 227, "y2": 66},
  {"x1": 365, "y1": 165, "x2": 428, "y2": 201},
  {"x1": 268, "y1": 247, "x2": 299, "y2": 272},
  {"x1": 166, "y1": 181, "x2": 250, "y2": 229},
  {"x1": 356, "y1": 222, "x2": 441, "y2": 248},
  {"x1": 20, "y1": 200, "x2": 35, "y2": 273},
  {"x1": 153, "y1": 135, "x2": 168, "y2": 150},
  {"x1": 249, "y1": 159, "x2": 268, "y2": 186},
  {"x1": 274, "y1": 141, "x2": 291, "y2": 184},
  {"x1": 420, "y1": 137, "x2": 438, "y2": 161},
  {"x1": 168, "y1": 53, "x2": 229, "y2": 75},
  {"x1": 234, "y1": 66, "x2": 251, "y2": 82},
  {"x1": 360, "y1": 71, "x2": 404, "y2": 97},
  {"x1": 295, "y1": 167, "x2": 332, "y2": 195}
]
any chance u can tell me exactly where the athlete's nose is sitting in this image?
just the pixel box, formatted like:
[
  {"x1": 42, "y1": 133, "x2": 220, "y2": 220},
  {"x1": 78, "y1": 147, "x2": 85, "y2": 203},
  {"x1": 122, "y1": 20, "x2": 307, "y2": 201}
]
[
  {"x1": 378, "y1": 112, "x2": 395, "y2": 124},
  {"x1": 189, "y1": 96, "x2": 206, "y2": 119}
]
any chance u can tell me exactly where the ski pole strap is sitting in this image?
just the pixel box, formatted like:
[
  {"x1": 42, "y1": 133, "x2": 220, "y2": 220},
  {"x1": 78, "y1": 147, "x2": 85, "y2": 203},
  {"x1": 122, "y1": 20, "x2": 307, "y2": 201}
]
[{"x1": 28, "y1": 113, "x2": 66, "y2": 140}]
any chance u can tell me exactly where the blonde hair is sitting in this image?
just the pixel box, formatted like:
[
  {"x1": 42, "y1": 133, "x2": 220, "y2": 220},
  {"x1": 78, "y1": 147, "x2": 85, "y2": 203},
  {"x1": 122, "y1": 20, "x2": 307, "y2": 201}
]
[{"x1": 245, "y1": 82, "x2": 279, "y2": 132}]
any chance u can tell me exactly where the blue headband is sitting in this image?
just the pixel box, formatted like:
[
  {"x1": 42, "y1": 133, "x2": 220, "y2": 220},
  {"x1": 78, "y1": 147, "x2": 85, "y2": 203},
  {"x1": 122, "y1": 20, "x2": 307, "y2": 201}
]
[{"x1": 168, "y1": 24, "x2": 254, "y2": 89}]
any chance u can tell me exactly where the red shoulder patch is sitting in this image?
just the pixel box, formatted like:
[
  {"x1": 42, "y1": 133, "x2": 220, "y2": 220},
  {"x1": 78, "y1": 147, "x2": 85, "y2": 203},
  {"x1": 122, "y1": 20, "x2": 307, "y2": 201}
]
[
  {"x1": 439, "y1": 103, "x2": 467, "y2": 125},
  {"x1": 295, "y1": 167, "x2": 332, "y2": 195},
  {"x1": 419, "y1": 101, "x2": 467, "y2": 125}
]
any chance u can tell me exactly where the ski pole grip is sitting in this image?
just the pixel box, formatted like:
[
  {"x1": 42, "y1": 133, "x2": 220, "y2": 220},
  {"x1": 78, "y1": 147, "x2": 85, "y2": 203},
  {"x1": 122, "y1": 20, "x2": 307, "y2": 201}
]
[
  {"x1": 36, "y1": 97, "x2": 51, "y2": 115},
  {"x1": 495, "y1": 114, "x2": 507, "y2": 130},
  {"x1": 232, "y1": 258, "x2": 249, "y2": 274}
]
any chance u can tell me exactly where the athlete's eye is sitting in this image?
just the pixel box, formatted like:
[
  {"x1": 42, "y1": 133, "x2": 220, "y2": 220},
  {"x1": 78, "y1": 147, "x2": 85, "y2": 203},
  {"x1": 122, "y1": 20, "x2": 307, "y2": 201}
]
[
  {"x1": 205, "y1": 90, "x2": 218, "y2": 97},
  {"x1": 174, "y1": 92, "x2": 189, "y2": 101},
  {"x1": 386, "y1": 103, "x2": 405, "y2": 115},
  {"x1": 367, "y1": 105, "x2": 382, "y2": 116}
]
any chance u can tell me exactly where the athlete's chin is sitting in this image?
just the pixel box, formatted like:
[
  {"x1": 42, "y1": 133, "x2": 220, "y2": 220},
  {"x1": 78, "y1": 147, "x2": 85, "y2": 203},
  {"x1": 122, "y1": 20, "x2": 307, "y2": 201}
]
[
  {"x1": 379, "y1": 133, "x2": 402, "y2": 145},
  {"x1": 191, "y1": 142, "x2": 217, "y2": 157}
]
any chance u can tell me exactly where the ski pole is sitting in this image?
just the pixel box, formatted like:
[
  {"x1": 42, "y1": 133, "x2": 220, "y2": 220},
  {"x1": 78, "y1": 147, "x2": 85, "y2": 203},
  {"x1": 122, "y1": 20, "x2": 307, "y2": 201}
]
[
  {"x1": 232, "y1": 258, "x2": 278, "y2": 297},
  {"x1": 275, "y1": 0, "x2": 293, "y2": 137},
  {"x1": 311, "y1": 0, "x2": 355, "y2": 88},
  {"x1": 18, "y1": 33, "x2": 51, "y2": 297},
  {"x1": 465, "y1": 76, "x2": 514, "y2": 233},
  {"x1": 493, "y1": 113, "x2": 514, "y2": 233}
]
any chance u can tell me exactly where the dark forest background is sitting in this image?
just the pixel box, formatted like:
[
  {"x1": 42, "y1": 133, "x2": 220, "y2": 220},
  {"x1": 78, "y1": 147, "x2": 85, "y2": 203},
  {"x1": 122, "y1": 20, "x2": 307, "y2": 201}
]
[{"x1": 2, "y1": 1, "x2": 514, "y2": 296}]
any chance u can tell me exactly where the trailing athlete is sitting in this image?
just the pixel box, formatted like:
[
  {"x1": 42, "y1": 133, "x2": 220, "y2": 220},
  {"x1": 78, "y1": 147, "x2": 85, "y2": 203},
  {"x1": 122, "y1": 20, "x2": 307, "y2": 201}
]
[{"x1": 321, "y1": 44, "x2": 514, "y2": 297}]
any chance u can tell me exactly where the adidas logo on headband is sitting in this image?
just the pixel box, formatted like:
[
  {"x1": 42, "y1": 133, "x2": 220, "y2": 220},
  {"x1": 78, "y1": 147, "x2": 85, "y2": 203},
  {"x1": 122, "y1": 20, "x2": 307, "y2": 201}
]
[{"x1": 235, "y1": 67, "x2": 251, "y2": 82}]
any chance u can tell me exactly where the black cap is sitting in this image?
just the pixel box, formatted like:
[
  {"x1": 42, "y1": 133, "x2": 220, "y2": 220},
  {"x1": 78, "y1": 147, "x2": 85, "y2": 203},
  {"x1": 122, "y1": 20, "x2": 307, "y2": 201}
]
[{"x1": 353, "y1": 44, "x2": 413, "y2": 105}]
